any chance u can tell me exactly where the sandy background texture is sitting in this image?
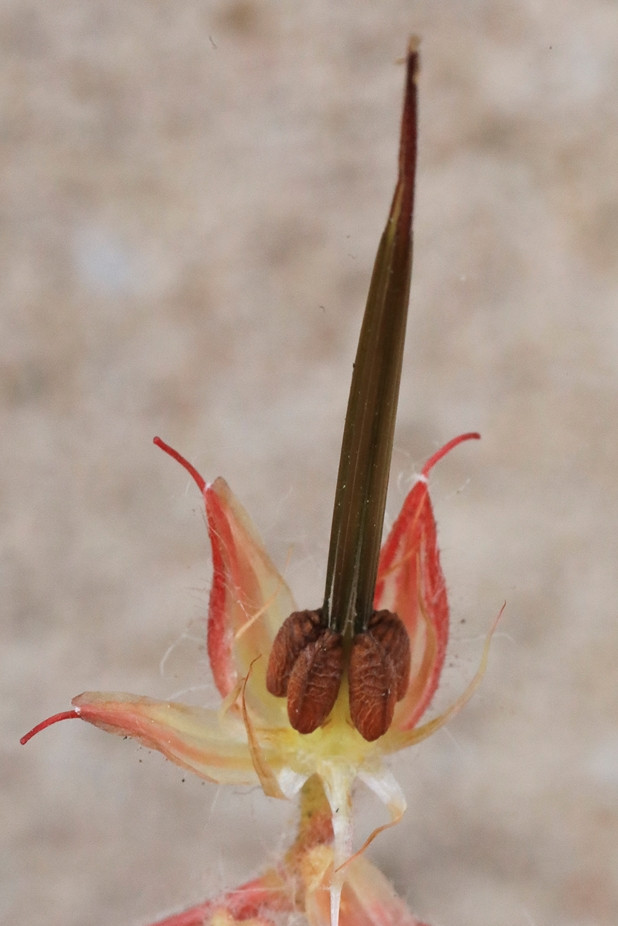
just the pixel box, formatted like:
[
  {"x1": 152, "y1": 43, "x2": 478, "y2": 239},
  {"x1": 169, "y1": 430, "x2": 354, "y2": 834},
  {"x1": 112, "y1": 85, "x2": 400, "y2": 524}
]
[{"x1": 4, "y1": 3, "x2": 618, "y2": 926}]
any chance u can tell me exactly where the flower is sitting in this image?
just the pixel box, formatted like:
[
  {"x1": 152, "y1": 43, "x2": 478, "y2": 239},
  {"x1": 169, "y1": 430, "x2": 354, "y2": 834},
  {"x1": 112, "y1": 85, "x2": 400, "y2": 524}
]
[
  {"x1": 21, "y1": 427, "x2": 489, "y2": 926},
  {"x1": 21, "y1": 40, "x2": 497, "y2": 926}
]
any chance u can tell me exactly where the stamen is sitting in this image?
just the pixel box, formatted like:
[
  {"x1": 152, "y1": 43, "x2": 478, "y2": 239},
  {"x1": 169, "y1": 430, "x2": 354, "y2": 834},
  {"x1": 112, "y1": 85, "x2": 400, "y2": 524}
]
[
  {"x1": 266, "y1": 609, "x2": 327, "y2": 697},
  {"x1": 286, "y1": 629, "x2": 344, "y2": 734},
  {"x1": 348, "y1": 611, "x2": 410, "y2": 741}
]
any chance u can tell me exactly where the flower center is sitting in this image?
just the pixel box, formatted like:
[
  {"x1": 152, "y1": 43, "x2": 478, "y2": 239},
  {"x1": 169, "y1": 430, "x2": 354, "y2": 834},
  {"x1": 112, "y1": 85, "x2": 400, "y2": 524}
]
[{"x1": 266, "y1": 609, "x2": 410, "y2": 741}]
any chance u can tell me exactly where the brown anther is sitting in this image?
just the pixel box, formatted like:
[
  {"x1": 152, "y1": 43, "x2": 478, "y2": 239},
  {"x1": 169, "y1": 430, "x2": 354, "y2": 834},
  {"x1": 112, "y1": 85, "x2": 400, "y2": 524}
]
[
  {"x1": 286, "y1": 629, "x2": 344, "y2": 734},
  {"x1": 348, "y1": 610, "x2": 410, "y2": 741},
  {"x1": 366, "y1": 609, "x2": 411, "y2": 699},
  {"x1": 266, "y1": 609, "x2": 325, "y2": 697}
]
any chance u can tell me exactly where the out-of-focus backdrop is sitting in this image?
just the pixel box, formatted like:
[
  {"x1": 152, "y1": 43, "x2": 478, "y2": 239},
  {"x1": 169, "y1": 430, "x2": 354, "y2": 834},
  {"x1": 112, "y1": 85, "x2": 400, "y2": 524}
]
[{"x1": 4, "y1": 3, "x2": 617, "y2": 925}]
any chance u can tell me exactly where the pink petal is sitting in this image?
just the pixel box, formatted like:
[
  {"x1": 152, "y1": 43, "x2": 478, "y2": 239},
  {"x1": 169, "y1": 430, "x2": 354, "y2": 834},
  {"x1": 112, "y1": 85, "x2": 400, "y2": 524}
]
[
  {"x1": 383, "y1": 602, "x2": 502, "y2": 754},
  {"x1": 154, "y1": 439, "x2": 294, "y2": 718},
  {"x1": 374, "y1": 433, "x2": 479, "y2": 730},
  {"x1": 205, "y1": 478, "x2": 294, "y2": 702},
  {"x1": 71, "y1": 691, "x2": 258, "y2": 785},
  {"x1": 147, "y1": 871, "x2": 291, "y2": 926}
]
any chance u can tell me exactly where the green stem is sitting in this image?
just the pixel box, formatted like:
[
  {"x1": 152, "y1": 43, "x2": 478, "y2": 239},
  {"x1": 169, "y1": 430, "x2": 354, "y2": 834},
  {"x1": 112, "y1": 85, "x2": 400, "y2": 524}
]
[{"x1": 323, "y1": 40, "x2": 419, "y2": 637}]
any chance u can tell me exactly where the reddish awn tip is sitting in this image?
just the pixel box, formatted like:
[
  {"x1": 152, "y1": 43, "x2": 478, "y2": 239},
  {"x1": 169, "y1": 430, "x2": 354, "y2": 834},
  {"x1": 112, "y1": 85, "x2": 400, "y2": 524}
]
[
  {"x1": 154, "y1": 436, "x2": 206, "y2": 493},
  {"x1": 20, "y1": 709, "x2": 81, "y2": 745},
  {"x1": 421, "y1": 432, "x2": 480, "y2": 478}
]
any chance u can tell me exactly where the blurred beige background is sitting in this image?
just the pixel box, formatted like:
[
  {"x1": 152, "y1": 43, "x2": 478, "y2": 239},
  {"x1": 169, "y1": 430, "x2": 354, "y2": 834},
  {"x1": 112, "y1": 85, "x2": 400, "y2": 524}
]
[{"x1": 4, "y1": 2, "x2": 617, "y2": 925}]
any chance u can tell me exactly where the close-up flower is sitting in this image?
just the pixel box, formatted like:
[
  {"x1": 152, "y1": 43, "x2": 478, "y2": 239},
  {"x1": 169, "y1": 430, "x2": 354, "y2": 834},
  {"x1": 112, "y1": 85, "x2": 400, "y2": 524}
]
[{"x1": 21, "y1": 41, "x2": 494, "y2": 926}]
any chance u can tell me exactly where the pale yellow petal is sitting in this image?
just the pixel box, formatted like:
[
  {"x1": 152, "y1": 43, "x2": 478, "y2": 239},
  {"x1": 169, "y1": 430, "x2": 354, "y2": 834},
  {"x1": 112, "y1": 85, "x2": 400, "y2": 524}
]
[{"x1": 72, "y1": 691, "x2": 258, "y2": 785}]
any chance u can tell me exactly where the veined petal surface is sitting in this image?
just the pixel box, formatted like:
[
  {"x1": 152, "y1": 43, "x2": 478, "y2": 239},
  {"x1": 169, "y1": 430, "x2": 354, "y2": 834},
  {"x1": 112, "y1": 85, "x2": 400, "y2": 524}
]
[
  {"x1": 205, "y1": 476, "x2": 295, "y2": 722},
  {"x1": 72, "y1": 691, "x2": 258, "y2": 785},
  {"x1": 375, "y1": 433, "x2": 480, "y2": 731}
]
